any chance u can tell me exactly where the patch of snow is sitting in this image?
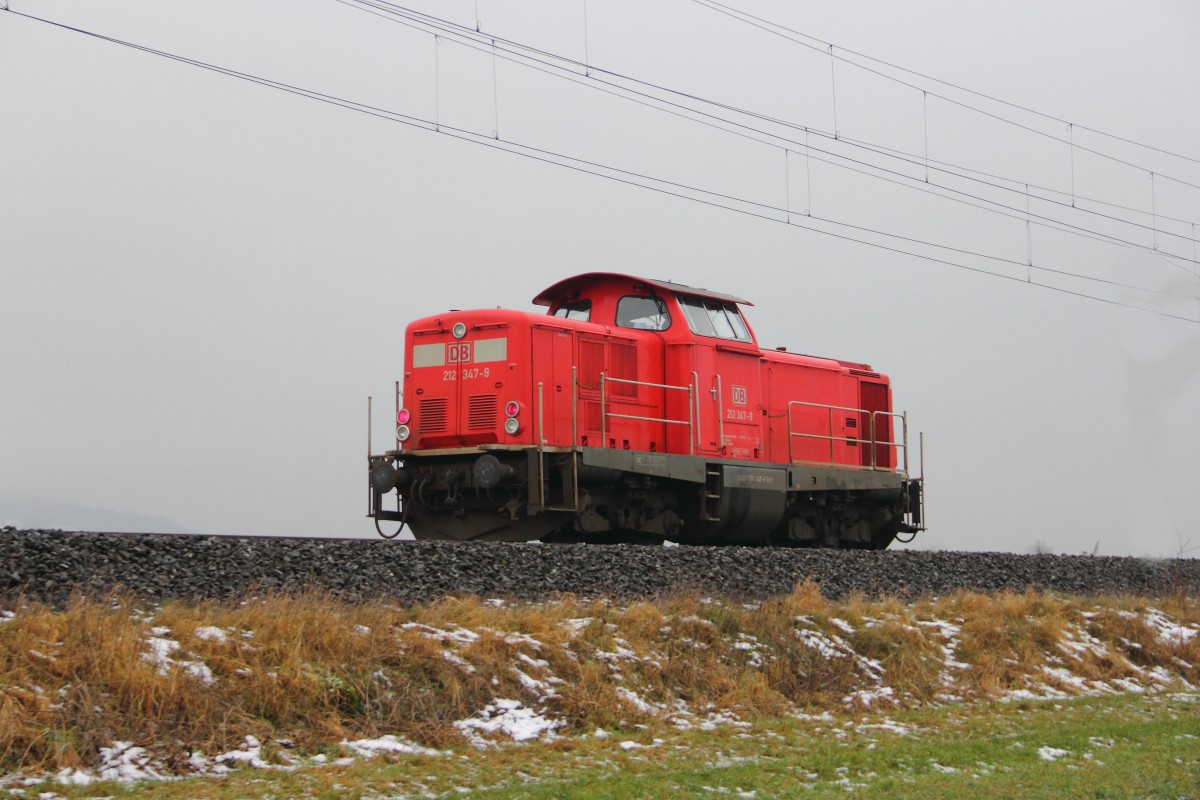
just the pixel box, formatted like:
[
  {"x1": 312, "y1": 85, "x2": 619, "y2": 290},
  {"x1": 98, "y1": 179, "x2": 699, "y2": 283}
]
[
  {"x1": 97, "y1": 742, "x2": 165, "y2": 783},
  {"x1": 1042, "y1": 666, "x2": 1088, "y2": 691},
  {"x1": 340, "y1": 735, "x2": 440, "y2": 758},
  {"x1": 830, "y1": 618, "x2": 856, "y2": 635},
  {"x1": 193, "y1": 626, "x2": 228, "y2": 643},
  {"x1": 1110, "y1": 678, "x2": 1146, "y2": 694},
  {"x1": 400, "y1": 622, "x2": 479, "y2": 645},
  {"x1": 615, "y1": 686, "x2": 659, "y2": 714},
  {"x1": 843, "y1": 686, "x2": 896, "y2": 708},
  {"x1": 562, "y1": 617, "x2": 594, "y2": 635},
  {"x1": 856, "y1": 718, "x2": 915, "y2": 736},
  {"x1": 440, "y1": 651, "x2": 476, "y2": 674},
  {"x1": 1037, "y1": 746, "x2": 1069, "y2": 762},
  {"x1": 143, "y1": 634, "x2": 215, "y2": 686},
  {"x1": 1144, "y1": 608, "x2": 1198, "y2": 646},
  {"x1": 517, "y1": 652, "x2": 552, "y2": 671},
  {"x1": 182, "y1": 661, "x2": 215, "y2": 685},
  {"x1": 144, "y1": 636, "x2": 180, "y2": 667},
  {"x1": 594, "y1": 642, "x2": 640, "y2": 663},
  {"x1": 454, "y1": 699, "x2": 562, "y2": 746},
  {"x1": 512, "y1": 667, "x2": 556, "y2": 697},
  {"x1": 796, "y1": 629, "x2": 842, "y2": 659},
  {"x1": 214, "y1": 735, "x2": 271, "y2": 770},
  {"x1": 1148, "y1": 666, "x2": 1176, "y2": 685}
]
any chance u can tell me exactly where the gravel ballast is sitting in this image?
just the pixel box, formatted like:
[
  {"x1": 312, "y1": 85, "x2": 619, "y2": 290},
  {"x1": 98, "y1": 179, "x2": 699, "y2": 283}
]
[{"x1": 2, "y1": 527, "x2": 1198, "y2": 606}]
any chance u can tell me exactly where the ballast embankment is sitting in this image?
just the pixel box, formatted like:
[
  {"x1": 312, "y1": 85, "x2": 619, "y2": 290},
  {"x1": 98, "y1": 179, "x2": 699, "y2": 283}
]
[{"x1": 3, "y1": 528, "x2": 1197, "y2": 605}]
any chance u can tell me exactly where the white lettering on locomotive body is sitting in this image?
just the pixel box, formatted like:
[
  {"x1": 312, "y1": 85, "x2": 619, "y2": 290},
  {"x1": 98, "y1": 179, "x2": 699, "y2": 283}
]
[
  {"x1": 441, "y1": 367, "x2": 492, "y2": 381},
  {"x1": 447, "y1": 342, "x2": 473, "y2": 364},
  {"x1": 731, "y1": 385, "x2": 747, "y2": 406}
]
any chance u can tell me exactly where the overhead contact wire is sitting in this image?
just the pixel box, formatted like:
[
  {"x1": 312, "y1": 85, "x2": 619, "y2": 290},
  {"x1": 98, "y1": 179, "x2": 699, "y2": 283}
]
[
  {"x1": 5, "y1": 7, "x2": 1196, "y2": 322},
  {"x1": 686, "y1": 0, "x2": 1200, "y2": 173},
  {"x1": 339, "y1": 0, "x2": 1200, "y2": 260}
]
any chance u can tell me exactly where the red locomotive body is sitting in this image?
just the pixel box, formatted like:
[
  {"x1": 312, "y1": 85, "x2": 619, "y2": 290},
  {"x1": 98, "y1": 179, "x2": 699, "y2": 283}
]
[{"x1": 369, "y1": 273, "x2": 923, "y2": 548}]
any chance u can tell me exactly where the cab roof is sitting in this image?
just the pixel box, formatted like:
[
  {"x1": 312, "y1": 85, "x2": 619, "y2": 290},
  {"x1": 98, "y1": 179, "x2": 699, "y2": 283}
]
[{"x1": 532, "y1": 273, "x2": 753, "y2": 308}]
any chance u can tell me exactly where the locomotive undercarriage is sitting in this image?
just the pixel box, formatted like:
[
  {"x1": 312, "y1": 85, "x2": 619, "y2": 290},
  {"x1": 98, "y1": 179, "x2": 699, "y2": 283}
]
[{"x1": 370, "y1": 446, "x2": 921, "y2": 549}]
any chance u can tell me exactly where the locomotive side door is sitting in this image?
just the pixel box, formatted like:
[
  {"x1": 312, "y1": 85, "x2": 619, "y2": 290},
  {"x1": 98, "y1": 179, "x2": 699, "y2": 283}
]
[
  {"x1": 674, "y1": 294, "x2": 763, "y2": 459},
  {"x1": 681, "y1": 343, "x2": 721, "y2": 455},
  {"x1": 530, "y1": 324, "x2": 575, "y2": 446},
  {"x1": 712, "y1": 343, "x2": 763, "y2": 460}
]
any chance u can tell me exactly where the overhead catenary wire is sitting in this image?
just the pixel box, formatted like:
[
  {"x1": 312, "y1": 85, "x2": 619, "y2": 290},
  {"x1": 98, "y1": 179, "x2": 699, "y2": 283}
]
[
  {"x1": 686, "y1": 0, "x2": 1200, "y2": 183},
  {"x1": 3, "y1": 7, "x2": 1196, "y2": 323},
  {"x1": 689, "y1": 0, "x2": 1200, "y2": 169},
  {"x1": 364, "y1": 0, "x2": 1200, "y2": 205},
  {"x1": 338, "y1": 0, "x2": 1200, "y2": 267},
  {"x1": 340, "y1": 0, "x2": 1200, "y2": 276},
  {"x1": 835, "y1": 133, "x2": 1200, "y2": 228}
]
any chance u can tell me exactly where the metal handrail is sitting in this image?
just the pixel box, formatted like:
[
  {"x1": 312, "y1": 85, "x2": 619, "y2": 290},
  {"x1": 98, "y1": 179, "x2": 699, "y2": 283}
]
[
  {"x1": 786, "y1": 400, "x2": 907, "y2": 472},
  {"x1": 869, "y1": 410, "x2": 909, "y2": 473},
  {"x1": 600, "y1": 373, "x2": 695, "y2": 455},
  {"x1": 535, "y1": 369, "x2": 585, "y2": 513}
]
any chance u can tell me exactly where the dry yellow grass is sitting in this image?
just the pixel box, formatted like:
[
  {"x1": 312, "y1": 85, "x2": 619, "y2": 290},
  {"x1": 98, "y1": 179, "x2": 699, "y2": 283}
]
[{"x1": 0, "y1": 585, "x2": 1196, "y2": 777}]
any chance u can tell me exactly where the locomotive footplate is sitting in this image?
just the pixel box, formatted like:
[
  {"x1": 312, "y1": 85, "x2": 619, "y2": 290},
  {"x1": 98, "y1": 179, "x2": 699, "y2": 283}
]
[
  {"x1": 579, "y1": 447, "x2": 918, "y2": 547},
  {"x1": 578, "y1": 447, "x2": 908, "y2": 493}
]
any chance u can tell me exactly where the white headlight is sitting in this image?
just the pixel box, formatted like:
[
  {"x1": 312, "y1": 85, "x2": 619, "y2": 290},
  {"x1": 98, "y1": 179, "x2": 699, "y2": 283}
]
[
  {"x1": 396, "y1": 424, "x2": 411, "y2": 442},
  {"x1": 452, "y1": 322, "x2": 467, "y2": 339},
  {"x1": 503, "y1": 417, "x2": 520, "y2": 435}
]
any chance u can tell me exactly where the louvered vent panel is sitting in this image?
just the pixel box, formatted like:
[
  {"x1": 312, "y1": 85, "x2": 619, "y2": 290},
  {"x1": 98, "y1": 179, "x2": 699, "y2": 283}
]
[
  {"x1": 584, "y1": 401, "x2": 602, "y2": 433},
  {"x1": 418, "y1": 398, "x2": 449, "y2": 433},
  {"x1": 579, "y1": 337, "x2": 605, "y2": 390},
  {"x1": 467, "y1": 395, "x2": 498, "y2": 429},
  {"x1": 859, "y1": 381, "x2": 890, "y2": 468},
  {"x1": 609, "y1": 340, "x2": 638, "y2": 398}
]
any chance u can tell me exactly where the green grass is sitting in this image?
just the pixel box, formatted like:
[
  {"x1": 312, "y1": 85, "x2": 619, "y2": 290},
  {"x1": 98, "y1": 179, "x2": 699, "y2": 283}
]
[{"x1": 26, "y1": 691, "x2": 1199, "y2": 799}]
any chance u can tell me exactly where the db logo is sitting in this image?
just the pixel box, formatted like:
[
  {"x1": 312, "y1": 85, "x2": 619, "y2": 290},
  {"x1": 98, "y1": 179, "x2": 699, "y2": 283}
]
[
  {"x1": 731, "y1": 385, "x2": 747, "y2": 406},
  {"x1": 447, "y1": 342, "x2": 473, "y2": 364}
]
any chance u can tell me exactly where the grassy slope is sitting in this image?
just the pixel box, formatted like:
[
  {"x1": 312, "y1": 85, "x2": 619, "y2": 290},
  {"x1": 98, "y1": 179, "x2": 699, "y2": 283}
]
[
  {"x1": 32, "y1": 692, "x2": 1200, "y2": 799},
  {"x1": 0, "y1": 586, "x2": 1197, "y2": 796}
]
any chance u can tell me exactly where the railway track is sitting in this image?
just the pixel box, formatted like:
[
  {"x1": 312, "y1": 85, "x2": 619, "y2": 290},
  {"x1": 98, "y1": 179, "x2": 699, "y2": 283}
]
[{"x1": 3, "y1": 528, "x2": 1198, "y2": 606}]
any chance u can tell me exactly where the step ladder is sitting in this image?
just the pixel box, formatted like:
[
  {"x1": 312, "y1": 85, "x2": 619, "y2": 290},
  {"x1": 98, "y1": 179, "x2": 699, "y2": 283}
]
[{"x1": 702, "y1": 466, "x2": 722, "y2": 521}]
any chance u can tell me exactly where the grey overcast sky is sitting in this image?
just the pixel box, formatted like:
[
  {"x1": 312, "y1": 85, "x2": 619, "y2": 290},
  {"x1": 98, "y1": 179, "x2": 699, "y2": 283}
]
[{"x1": 2, "y1": 0, "x2": 1198, "y2": 555}]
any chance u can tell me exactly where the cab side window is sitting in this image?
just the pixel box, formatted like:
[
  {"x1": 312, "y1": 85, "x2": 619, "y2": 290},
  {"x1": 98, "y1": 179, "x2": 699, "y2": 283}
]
[
  {"x1": 616, "y1": 296, "x2": 671, "y2": 331},
  {"x1": 677, "y1": 295, "x2": 752, "y2": 342},
  {"x1": 552, "y1": 300, "x2": 592, "y2": 321}
]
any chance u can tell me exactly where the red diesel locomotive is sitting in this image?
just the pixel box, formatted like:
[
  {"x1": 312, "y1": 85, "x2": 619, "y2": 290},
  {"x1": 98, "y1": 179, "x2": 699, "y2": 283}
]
[{"x1": 368, "y1": 273, "x2": 924, "y2": 548}]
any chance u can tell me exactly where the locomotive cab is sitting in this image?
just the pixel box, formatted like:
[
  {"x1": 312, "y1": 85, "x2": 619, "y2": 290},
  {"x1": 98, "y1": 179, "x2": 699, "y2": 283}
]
[{"x1": 369, "y1": 273, "x2": 924, "y2": 547}]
